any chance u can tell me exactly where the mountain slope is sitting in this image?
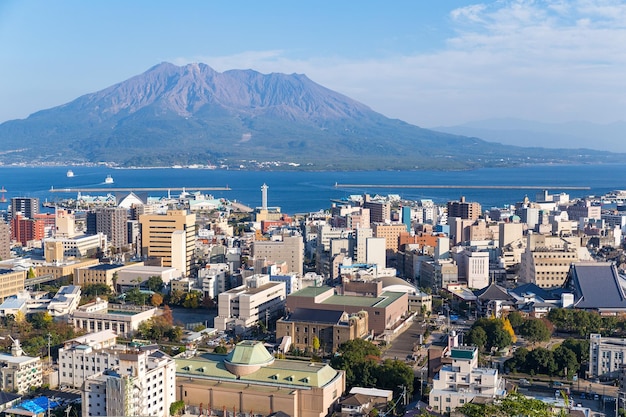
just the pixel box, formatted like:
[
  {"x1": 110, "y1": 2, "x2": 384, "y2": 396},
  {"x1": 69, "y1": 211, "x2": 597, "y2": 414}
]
[
  {"x1": 0, "y1": 63, "x2": 621, "y2": 169},
  {"x1": 431, "y1": 118, "x2": 626, "y2": 153}
]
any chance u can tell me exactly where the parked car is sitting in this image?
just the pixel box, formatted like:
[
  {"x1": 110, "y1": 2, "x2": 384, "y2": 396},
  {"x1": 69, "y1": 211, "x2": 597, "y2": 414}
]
[
  {"x1": 519, "y1": 379, "x2": 530, "y2": 386},
  {"x1": 552, "y1": 381, "x2": 564, "y2": 387}
]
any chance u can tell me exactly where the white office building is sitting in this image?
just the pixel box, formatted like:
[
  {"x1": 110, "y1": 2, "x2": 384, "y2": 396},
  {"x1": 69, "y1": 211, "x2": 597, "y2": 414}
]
[{"x1": 214, "y1": 274, "x2": 286, "y2": 333}]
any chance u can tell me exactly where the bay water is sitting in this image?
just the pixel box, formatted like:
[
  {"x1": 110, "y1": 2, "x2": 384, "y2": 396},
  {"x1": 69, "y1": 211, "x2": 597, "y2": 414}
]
[{"x1": 0, "y1": 164, "x2": 625, "y2": 214}]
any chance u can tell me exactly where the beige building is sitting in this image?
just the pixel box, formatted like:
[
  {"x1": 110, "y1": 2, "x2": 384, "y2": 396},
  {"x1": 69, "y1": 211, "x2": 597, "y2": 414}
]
[
  {"x1": 44, "y1": 232, "x2": 108, "y2": 261},
  {"x1": 252, "y1": 235, "x2": 304, "y2": 276},
  {"x1": 73, "y1": 262, "x2": 144, "y2": 288},
  {"x1": 55, "y1": 209, "x2": 76, "y2": 238},
  {"x1": 276, "y1": 309, "x2": 369, "y2": 353},
  {"x1": 0, "y1": 269, "x2": 26, "y2": 302},
  {"x1": 372, "y1": 223, "x2": 407, "y2": 253},
  {"x1": 519, "y1": 234, "x2": 591, "y2": 288},
  {"x1": 176, "y1": 341, "x2": 345, "y2": 417},
  {"x1": 70, "y1": 299, "x2": 159, "y2": 337},
  {"x1": 139, "y1": 210, "x2": 196, "y2": 276},
  {"x1": 36, "y1": 258, "x2": 99, "y2": 280},
  {"x1": 0, "y1": 222, "x2": 10, "y2": 261}
]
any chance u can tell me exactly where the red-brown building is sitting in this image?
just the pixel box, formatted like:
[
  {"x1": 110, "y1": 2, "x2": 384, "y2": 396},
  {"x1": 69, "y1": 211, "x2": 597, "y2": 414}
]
[{"x1": 11, "y1": 214, "x2": 45, "y2": 246}]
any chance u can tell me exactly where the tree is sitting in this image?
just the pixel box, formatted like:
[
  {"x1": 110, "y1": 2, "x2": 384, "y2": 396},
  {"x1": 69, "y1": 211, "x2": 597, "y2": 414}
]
[
  {"x1": 458, "y1": 392, "x2": 552, "y2": 417},
  {"x1": 214, "y1": 345, "x2": 228, "y2": 354},
  {"x1": 507, "y1": 311, "x2": 525, "y2": 329},
  {"x1": 162, "y1": 305, "x2": 174, "y2": 326},
  {"x1": 466, "y1": 326, "x2": 488, "y2": 350},
  {"x1": 560, "y1": 338, "x2": 589, "y2": 365},
  {"x1": 170, "y1": 400, "x2": 185, "y2": 416},
  {"x1": 146, "y1": 276, "x2": 164, "y2": 292},
  {"x1": 468, "y1": 318, "x2": 513, "y2": 352},
  {"x1": 312, "y1": 336, "x2": 321, "y2": 353},
  {"x1": 30, "y1": 312, "x2": 53, "y2": 330},
  {"x1": 502, "y1": 317, "x2": 517, "y2": 344},
  {"x1": 27, "y1": 267, "x2": 36, "y2": 279},
  {"x1": 519, "y1": 318, "x2": 551, "y2": 344},
  {"x1": 82, "y1": 283, "x2": 112, "y2": 298},
  {"x1": 527, "y1": 347, "x2": 558, "y2": 376},
  {"x1": 182, "y1": 291, "x2": 201, "y2": 309},
  {"x1": 151, "y1": 293, "x2": 164, "y2": 307},
  {"x1": 553, "y1": 345, "x2": 579, "y2": 378},
  {"x1": 374, "y1": 359, "x2": 415, "y2": 398},
  {"x1": 331, "y1": 339, "x2": 381, "y2": 389}
]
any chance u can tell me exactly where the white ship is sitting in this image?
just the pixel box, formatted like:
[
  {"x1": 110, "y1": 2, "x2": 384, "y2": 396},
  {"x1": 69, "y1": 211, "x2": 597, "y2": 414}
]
[
  {"x1": 66, "y1": 169, "x2": 74, "y2": 178},
  {"x1": 104, "y1": 175, "x2": 114, "y2": 184}
]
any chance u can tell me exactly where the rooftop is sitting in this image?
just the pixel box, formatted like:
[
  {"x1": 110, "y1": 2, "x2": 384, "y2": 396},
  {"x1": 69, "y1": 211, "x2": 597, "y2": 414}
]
[{"x1": 322, "y1": 291, "x2": 405, "y2": 308}]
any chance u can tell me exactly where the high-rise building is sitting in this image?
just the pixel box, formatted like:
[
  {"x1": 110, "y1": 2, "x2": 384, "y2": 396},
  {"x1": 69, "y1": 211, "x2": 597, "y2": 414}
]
[
  {"x1": 252, "y1": 235, "x2": 304, "y2": 276},
  {"x1": 10, "y1": 213, "x2": 45, "y2": 246},
  {"x1": 10, "y1": 197, "x2": 39, "y2": 220},
  {"x1": 139, "y1": 210, "x2": 196, "y2": 276},
  {"x1": 372, "y1": 223, "x2": 407, "y2": 252},
  {"x1": 363, "y1": 195, "x2": 390, "y2": 223},
  {"x1": 59, "y1": 330, "x2": 176, "y2": 417},
  {"x1": 95, "y1": 207, "x2": 128, "y2": 248},
  {"x1": 0, "y1": 222, "x2": 10, "y2": 260},
  {"x1": 55, "y1": 209, "x2": 76, "y2": 238},
  {"x1": 447, "y1": 196, "x2": 481, "y2": 221}
]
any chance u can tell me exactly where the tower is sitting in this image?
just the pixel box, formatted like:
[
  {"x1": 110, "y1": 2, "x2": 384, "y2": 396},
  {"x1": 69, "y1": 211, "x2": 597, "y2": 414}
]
[{"x1": 261, "y1": 183, "x2": 268, "y2": 210}]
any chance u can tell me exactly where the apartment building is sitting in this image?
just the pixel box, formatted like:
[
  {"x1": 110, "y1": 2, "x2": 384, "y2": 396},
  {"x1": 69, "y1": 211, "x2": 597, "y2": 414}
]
[
  {"x1": 44, "y1": 232, "x2": 108, "y2": 259},
  {"x1": 372, "y1": 223, "x2": 407, "y2": 253},
  {"x1": 83, "y1": 348, "x2": 176, "y2": 417},
  {"x1": 0, "y1": 339, "x2": 43, "y2": 394},
  {"x1": 429, "y1": 345, "x2": 505, "y2": 413},
  {"x1": 447, "y1": 196, "x2": 481, "y2": 221},
  {"x1": 62, "y1": 330, "x2": 176, "y2": 417},
  {"x1": 252, "y1": 235, "x2": 304, "y2": 276},
  {"x1": 94, "y1": 206, "x2": 128, "y2": 248}
]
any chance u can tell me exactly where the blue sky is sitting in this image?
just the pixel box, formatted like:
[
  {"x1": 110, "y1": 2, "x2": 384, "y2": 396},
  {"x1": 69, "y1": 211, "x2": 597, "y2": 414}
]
[{"x1": 1, "y1": 0, "x2": 625, "y2": 127}]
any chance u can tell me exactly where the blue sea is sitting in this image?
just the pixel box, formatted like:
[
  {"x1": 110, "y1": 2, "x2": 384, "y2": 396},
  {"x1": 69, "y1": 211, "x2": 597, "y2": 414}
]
[{"x1": 0, "y1": 164, "x2": 625, "y2": 214}]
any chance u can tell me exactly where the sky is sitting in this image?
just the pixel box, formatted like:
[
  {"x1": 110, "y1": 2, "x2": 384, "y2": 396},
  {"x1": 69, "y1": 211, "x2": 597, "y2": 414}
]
[{"x1": 0, "y1": 0, "x2": 625, "y2": 127}]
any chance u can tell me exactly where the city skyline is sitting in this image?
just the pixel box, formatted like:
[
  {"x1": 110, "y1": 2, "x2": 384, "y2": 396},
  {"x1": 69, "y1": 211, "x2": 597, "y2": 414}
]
[{"x1": 1, "y1": 0, "x2": 625, "y2": 129}]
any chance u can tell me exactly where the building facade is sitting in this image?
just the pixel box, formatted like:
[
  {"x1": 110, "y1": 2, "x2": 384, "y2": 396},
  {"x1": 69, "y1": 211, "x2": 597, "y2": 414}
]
[
  {"x1": 70, "y1": 299, "x2": 159, "y2": 337},
  {"x1": 176, "y1": 341, "x2": 345, "y2": 417},
  {"x1": 276, "y1": 309, "x2": 369, "y2": 353},
  {"x1": 139, "y1": 210, "x2": 196, "y2": 276},
  {"x1": 214, "y1": 274, "x2": 286, "y2": 333},
  {"x1": 429, "y1": 346, "x2": 505, "y2": 413}
]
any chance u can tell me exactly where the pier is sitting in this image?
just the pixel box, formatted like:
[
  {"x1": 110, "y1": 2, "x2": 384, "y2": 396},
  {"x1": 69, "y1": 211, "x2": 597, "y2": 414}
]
[
  {"x1": 334, "y1": 184, "x2": 590, "y2": 190},
  {"x1": 50, "y1": 186, "x2": 231, "y2": 192}
]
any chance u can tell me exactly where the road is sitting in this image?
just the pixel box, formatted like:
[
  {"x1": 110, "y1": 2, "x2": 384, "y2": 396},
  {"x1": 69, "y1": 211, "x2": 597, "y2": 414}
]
[{"x1": 382, "y1": 320, "x2": 428, "y2": 361}]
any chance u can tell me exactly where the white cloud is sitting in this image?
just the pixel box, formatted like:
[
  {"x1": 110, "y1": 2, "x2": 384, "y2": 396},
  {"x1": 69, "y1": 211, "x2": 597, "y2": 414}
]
[{"x1": 174, "y1": 0, "x2": 626, "y2": 126}]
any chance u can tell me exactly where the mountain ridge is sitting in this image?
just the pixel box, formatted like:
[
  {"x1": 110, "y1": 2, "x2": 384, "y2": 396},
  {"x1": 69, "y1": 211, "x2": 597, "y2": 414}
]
[{"x1": 0, "y1": 62, "x2": 622, "y2": 169}]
